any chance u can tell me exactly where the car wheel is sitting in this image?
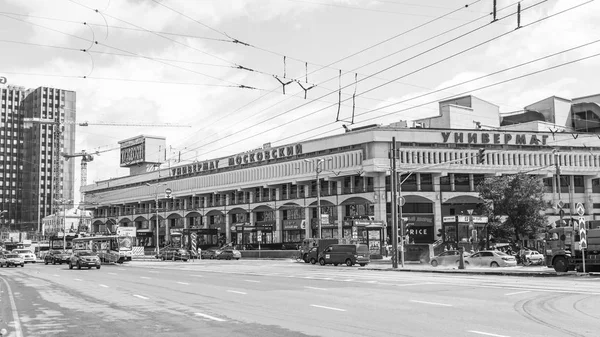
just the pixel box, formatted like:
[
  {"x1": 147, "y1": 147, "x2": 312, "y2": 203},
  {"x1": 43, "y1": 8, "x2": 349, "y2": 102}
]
[
  {"x1": 319, "y1": 258, "x2": 326, "y2": 266},
  {"x1": 69, "y1": 262, "x2": 73, "y2": 270},
  {"x1": 345, "y1": 259, "x2": 353, "y2": 267},
  {"x1": 52, "y1": 260, "x2": 56, "y2": 265},
  {"x1": 431, "y1": 260, "x2": 439, "y2": 267},
  {"x1": 45, "y1": 260, "x2": 49, "y2": 265},
  {"x1": 97, "y1": 265, "x2": 101, "y2": 269},
  {"x1": 333, "y1": 263, "x2": 339, "y2": 266},
  {"x1": 310, "y1": 258, "x2": 316, "y2": 264},
  {"x1": 360, "y1": 263, "x2": 366, "y2": 267},
  {"x1": 236, "y1": 258, "x2": 240, "y2": 260},
  {"x1": 161, "y1": 256, "x2": 165, "y2": 261},
  {"x1": 88, "y1": 267, "x2": 91, "y2": 269},
  {"x1": 77, "y1": 262, "x2": 81, "y2": 270},
  {"x1": 490, "y1": 262, "x2": 499, "y2": 268}
]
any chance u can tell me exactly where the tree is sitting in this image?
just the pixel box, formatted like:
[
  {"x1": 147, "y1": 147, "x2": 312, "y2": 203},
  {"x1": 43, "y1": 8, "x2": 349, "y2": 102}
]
[{"x1": 476, "y1": 173, "x2": 549, "y2": 245}]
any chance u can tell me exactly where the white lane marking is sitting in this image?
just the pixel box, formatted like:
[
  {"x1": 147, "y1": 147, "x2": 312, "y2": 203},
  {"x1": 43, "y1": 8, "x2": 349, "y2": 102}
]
[
  {"x1": 364, "y1": 280, "x2": 377, "y2": 284},
  {"x1": 468, "y1": 330, "x2": 511, "y2": 337},
  {"x1": 195, "y1": 313, "x2": 226, "y2": 322},
  {"x1": 310, "y1": 304, "x2": 346, "y2": 312},
  {"x1": 99, "y1": 284, "x2": 109, "y2": 288},
  {"x1": 52, "y1": 274, "x2": 60, "y2": 277},
  {"x1": 176, "y1": 282, "x2": 189, "y2": 285},
  {"x1": 343, "y1": 279, "x2": 354, "y2": 281},
  {"x1": 140, "y1": 276, "x2": 151, "y2": 279},
  {"x1": 397, "y1": 283, "x2": 438, "y2": 287},
  {"x1": 227, "y1": 290, "x2": 247, "y2": 295},
  {"x1": 74, "y1": 278, "x2": 82, "y2": 281},
  {"x1": 0, "y1": 277, "x2": 24, "y2": 337},
  {"x1": 133, "y1": 294, "x2": 149, "y2": 300},
  {"x1": 117, "y1": 268, "x2": 126, "y2": 271},
  {"x1": 244, "y1": 280, "x2": 260, "y2": 283},
  {"x1": 305, "y1": 286, "x2": 327, "y2": 291},
  {"x1": 108, "y1": 272, "x2": 117, "y2": 275},
  {"x1": 410, "y1": 300, "x2": 452, "y2": 307},
  {"x1": 505, "y1": 291, "x2": 531, "y2": 296},
  {"x1": 148, "y1": 271, "x2": 159, "y2": 273},
  {"x1": 191, "y1": 275, "x2": 203, "y2": 278}
]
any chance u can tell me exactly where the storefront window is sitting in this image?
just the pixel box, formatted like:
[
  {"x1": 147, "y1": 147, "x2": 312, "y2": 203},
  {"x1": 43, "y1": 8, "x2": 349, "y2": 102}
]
[
  {"x1": 283, "y1": 208, "x2": 304, "y2": 220},
  {"x1": 321, "y1": 228, "x2": 338, "y2": 239},
  {"x1": 232, "y1": 213, "x2": 248, "y2": 223},
  {"x1": 440, "y1": 176, "x2": 451, "y2": 191},
  {"x1": 345, "y1": 203, "x2": 373, "y2": 217},
  {"x1": 420, "y1": 174, "x2": 433, "y2": 191},
  {"x1": 283, "y1": 230, "x2": 305, "y2": 243},
  {"x1": 454, "y1": 174, "x2": 470, "y2": 192},
  {"x1": 256, "y1": 211, "x2": 274, "y2": 222}
]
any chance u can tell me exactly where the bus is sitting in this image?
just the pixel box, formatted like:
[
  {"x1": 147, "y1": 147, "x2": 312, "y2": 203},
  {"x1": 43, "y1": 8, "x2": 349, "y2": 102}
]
[{"x1": 72, "y1": 236, "x2": 129, "y2": 264}]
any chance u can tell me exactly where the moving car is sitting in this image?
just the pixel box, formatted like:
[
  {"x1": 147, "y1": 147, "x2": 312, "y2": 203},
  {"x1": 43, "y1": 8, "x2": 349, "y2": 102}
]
[
  {"x1": 44, "y1": 250, "x2": 71, "y2": 265},
  {"x1": 215, "y1": 248, "x2": 241, "y2": 260},
  {"x1": 0, "y1": 253, "x2": 25, "y2": 267},
  {"x1": 318, "y1": 244, "x2": 370, "y2": 267},
  {"x1": 430, "y1": 250, "x2": 471, "y2": 267},
  {"x1": 13, "y1": 249, "x2": 36, "y2": 263},
  {"x1": 464, "y1": 250, "x2": 517, "y2": 267},
  {"x1": 69, "y1": 251, "x2": 101, "y2": 270},
  {"x1": 157, "y1": 247, "x2": 190, "y2": 261}
]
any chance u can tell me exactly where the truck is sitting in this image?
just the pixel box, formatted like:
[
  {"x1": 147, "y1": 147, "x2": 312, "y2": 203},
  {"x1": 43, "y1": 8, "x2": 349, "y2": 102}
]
[{"x1": 545, "y1": 224, "x2": 600, "y2": 272}]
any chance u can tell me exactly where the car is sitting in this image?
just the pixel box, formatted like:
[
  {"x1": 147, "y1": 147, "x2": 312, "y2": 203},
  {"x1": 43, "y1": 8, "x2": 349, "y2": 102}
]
[
  {"x1": 464, "y1": 250, "x2": 517, "y2": 267},
  {"x1": 523, "y1": 250, "x2": 544, "y2": 265},
  {"x1": 318, "y1": 244, "x2": 370, "y2": 267},
  {"x1": 430, "y1": 250, "x2": 471, "y2": 267},
  {"x1": 0, "y1": 253, "x2": 24, "y2": 267},
  {"x1": 215, "y1": 248, "x2": 241, "y2": 260},
  {"x1": 44, "y1": 250, "x2": 71, "y2": 265},
  {"x1": 157, "y1": 247, "x2": 190, "y2": 261},
  {"x1": 69, "y1": 251, "x2": 101, "y2": 270},
  {"x1": 12, "y1": 249, "x2": 36, "y2": 263},
  {"x1": 201, "y1": 247, "x2": 219, "y2": 259}
]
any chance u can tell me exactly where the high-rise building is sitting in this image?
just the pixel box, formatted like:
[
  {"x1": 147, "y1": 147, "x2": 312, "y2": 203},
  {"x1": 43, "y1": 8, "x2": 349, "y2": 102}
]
[{"x1": 0, "y1": 84, "x2": 76, "y2": 233}]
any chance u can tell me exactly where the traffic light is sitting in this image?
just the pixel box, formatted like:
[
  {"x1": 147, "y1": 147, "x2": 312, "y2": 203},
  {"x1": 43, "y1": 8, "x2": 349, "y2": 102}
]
[
  {"x1": 477, "y1": 148, "x2": 486, "y2": 164},
  {"x1": 165, "y1": 188, "x2": 173, "y2": 199}
]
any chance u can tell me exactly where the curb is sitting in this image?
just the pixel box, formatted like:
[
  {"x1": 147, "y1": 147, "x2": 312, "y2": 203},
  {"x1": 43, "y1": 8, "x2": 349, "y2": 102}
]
[{"x1": 359, "y1": 267, "x2": 570, "y2": 277}]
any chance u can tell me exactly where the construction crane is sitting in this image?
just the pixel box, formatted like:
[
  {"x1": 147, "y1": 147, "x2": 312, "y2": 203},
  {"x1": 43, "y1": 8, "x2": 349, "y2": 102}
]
[{"x1": 62, "y1": 147, "x2": 119, "y2": 205}]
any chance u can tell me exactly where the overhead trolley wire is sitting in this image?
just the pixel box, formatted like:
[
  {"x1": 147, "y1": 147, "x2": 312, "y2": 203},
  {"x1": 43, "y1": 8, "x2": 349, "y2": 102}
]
[{"x1": 181, "y1": 0, "x2": 593, "y2": 159}]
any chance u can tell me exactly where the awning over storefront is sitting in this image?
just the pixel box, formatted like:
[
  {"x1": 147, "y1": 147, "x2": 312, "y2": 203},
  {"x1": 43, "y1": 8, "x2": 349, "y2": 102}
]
[
  {"x1": 340, "y1": 197, "x2": 371, "y2": 206},
  {"x1": 308, "y1": 200, "x2": 335, "y2": 207},
  {"x1": 278, "y1": 202, "x2": 303, "y2": 210},
  {"x1": 92, "y1": 220, "x2": 104, "y2": 226},
  {"x1": 252, "y1": 205, "x2": 273, "y2": 212},
  {"x1": 167, "y1": 213, "x2": 182, "y2": 220},
  {"x1": 105, "y1": 219, "x2": 117, "y2": 225},
  {"x1": 185, "y1": 211, "x2": 202, "y2": 218},
  {"x1": 149, "y1": 215, "x2": 164, "y2": 221},
  {"x1": 443, "y1": 195, "x2": 484, "y2": 204},
  {"x1": 227, "y1": 207, "x2": 248, "y2": 214},
  {"x1": 133, "y1": 216, "x2": 147, "y2": 222},
  {"x1": 403, "y1": 195, "x2": 434, "y2": 203},
  {"x1": 119, "y1": 217, "x2": 131, "y2": 223},
  {"x1": 205, "y1": 209, "x2": 224, "y2": 217}
]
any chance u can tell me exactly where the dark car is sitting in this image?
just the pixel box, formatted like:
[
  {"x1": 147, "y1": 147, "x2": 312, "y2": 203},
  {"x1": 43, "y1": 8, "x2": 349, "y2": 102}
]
[
  {"x1": 201, "y1": 247, "x2": 219, "y2": 259},
  {"x1": 45, "y1": 250, "x2": 71, "y2": 265},
  {"x1": 318, "y1": 244, "x2": 370, "y2": 267},
  {"x1": 157, "y1": 248, "x2": 190, "y2": 261},
  {"x1": 69, "y1": 251, "x2": 101, "y2": 270}
]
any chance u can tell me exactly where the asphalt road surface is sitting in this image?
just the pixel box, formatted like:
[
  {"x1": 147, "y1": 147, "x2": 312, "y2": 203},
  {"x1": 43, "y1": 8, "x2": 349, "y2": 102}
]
[{"x1": 1, "y1": 259, "x2": 599, "y2": 337}]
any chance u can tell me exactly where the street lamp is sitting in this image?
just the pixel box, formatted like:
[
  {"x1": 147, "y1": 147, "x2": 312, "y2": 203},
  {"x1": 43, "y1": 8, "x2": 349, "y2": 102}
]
[
  {"x1": 55, "y1": 199, "x2": 72, "y2": 250},
  {"x1": 305, "y1": 158, "x2": 328, "y2": 239},
  {"x1": 146, "y1": 182, "x2": 167, "y2": 255}
]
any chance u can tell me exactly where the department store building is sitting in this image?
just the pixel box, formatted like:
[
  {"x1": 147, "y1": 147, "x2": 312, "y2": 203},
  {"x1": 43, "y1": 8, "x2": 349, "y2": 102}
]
[{"x1": 82, "y1": 94, "x2": 600, "y2": 253}]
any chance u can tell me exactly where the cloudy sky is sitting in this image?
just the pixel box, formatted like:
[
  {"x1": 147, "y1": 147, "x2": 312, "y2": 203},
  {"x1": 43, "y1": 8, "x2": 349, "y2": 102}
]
[{"x1": 1, "y1": 0, "x2": 599, "y2": 202}]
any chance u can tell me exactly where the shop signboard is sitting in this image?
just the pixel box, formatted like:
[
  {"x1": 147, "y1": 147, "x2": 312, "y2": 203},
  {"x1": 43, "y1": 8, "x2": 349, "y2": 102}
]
[
  {"x1": 136, "y1": 231, "x2": 153, "y2": 238},
  {"x1": 404, "y1": 214, "x2": 435, "y2": 244},
  {"x1": 457, "y1": 216, "x2": 488, "y2": 223},
  {"x1": 116, "y1": 227, "x2": 136, "y2": 237},
  {"x1": 443, "y1": 216, "x2": 456, "y2": 223},
  {"x1": 283, "y1": 219, "x2": 304, "y2": 230}
]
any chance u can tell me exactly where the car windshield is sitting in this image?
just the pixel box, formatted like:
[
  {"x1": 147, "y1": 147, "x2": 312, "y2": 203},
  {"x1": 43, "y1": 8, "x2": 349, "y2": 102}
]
[
  {"x1": 78, "y1": 252, "x2": 94, "y2": 256},
  {"x1": 14, "y1": 250, "x2": 30, "y2": 254},
  {"x1": 6, "y1": 254, "x2": 18, "y2": 258},
  {"x1": 495, "y1": 251, "x2": 509, "y2": 256},
  {"x1": 50, "y1": 250, "x2": 63, "y2": 254}
]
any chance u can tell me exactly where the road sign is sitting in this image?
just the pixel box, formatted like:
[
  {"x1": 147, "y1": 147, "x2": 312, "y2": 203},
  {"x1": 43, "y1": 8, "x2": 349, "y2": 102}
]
[
  {"x1": 580, "y1": 228, "x2": 587, "y2": 249},
  {"x1": 576, "y1": 203, "x2": 585, "y2": 216},
  {"x1": 0, "y1": 76, "x2": 6, "y2": 84},
  {"x1": 257, "y1": 230, "x2": 262, "y2": 241},
  {"x1": 165, "y1": 188, "x2": 173, "y2": 199},
  {"x1": 557, "y1": 200, "x2": 564, "y2": 209},
  {"x1": 398, "y1": 196, "x2": 405, "y2": 206}
]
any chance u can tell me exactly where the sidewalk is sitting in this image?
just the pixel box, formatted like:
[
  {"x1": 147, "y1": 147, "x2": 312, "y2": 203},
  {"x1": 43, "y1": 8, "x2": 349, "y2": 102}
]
[{"x1": 362, "y1": 258, "x2": 598, "y2": 277}]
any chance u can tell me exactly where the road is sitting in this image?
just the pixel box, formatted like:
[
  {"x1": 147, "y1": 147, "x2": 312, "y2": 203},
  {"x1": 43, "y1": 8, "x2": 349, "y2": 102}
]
[{"x1": 0, "y1": 259, "x2": 599, "y2": 337}]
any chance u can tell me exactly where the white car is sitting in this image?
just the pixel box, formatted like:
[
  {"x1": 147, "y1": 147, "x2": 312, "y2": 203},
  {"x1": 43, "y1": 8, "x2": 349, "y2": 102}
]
[
  {"x1": 523, "y1": 250, "x2": 544, "y2": 264},
  {"x1": 13, "y1": 249, "x2": 37, "y2": 263}
]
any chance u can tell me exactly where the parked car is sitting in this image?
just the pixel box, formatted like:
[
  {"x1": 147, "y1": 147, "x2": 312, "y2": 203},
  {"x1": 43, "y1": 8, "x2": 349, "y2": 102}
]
[
  {"x1": 430, "y1": 250, "x2": 471, "y2": 267},
  {"x1": 318, "y1": 244, "x2": 370, "y2": 267},
  {"x1": 12, "y1": 249, "x2": 36, "y2": 263},
  {"x1": 215, "y1": 248, "x2": 241, "y2": 260},
  {"x1": 0, "y1": 253, "x2": 24, "y2": 267},
  {"x1": 523, "y1": 250, "x2": 544, "y2": 265},
  {"x1": 201, "y1": 247, "x2": 220, "y2": 259},
  {"x1": 69, "y1": 251, "x2": 101, "y2": 270},
  {"x1": 157, "y1": 247, "x2": 190, "y2": 261},
  {"x1": 44, "y1": 250, "x2": 71, "y2": 265},
  {"x1": 464, "y1": 250, "x2": 517, "y2": 267}
]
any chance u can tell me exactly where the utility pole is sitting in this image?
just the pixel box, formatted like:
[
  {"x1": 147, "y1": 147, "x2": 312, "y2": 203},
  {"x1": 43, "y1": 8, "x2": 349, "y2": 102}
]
[
  {"x1": 390, "y1": 138, "x2": 399, "y2": 269},
  {"x1": 305, "y1": 158, "x2": 327, "y2": 239},
  {"x1": 146, "y1": 183, "x2": 166, "y2": 256}
]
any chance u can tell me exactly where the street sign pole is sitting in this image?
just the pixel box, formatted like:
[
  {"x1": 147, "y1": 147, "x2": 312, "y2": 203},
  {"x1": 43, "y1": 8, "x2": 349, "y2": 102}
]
[{"x1": 390, "y1": 137, "x2": 398, "y2": 269}]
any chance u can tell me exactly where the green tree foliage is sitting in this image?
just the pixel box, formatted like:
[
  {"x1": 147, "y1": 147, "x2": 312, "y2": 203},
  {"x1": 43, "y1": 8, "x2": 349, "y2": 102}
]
[{"x1": 476, "y1": 173, "x2": 549, "y2": 243}]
